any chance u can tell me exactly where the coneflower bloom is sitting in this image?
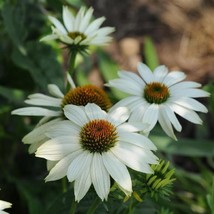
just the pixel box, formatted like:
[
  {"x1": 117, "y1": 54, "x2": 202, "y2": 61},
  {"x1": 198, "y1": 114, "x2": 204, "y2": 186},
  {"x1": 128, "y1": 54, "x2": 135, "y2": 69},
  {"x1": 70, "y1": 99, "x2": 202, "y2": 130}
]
[
  {"x1": 41, "y1": 6, "x2": 115, "y2": 53},
  {"x1": 108, "y1": 62, "x2": 210, "y2": 140},
  {"x1": 12, "y1": 75, "x2": 111, "y2": 153},
  {"x1": 36, "y1": 103, "x2": 158, "y2": 202}
]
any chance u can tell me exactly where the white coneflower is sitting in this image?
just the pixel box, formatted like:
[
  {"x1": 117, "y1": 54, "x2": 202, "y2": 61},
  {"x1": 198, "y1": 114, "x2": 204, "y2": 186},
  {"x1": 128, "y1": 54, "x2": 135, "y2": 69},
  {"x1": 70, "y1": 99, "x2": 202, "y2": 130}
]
[
  {"x1": 12, "y1": 75, "x2": 111, "y2": 153},
  {"x1": 0, "y1": 200, "x2": 12, "y2": 214},
  {"x1": 41, "y1": 6, "x2": 115, "y2": 53},
  {"x1": 108, "y1": 62, "x2": 210, "y2": 140},
  {"x1": 36, "y1": 103, "x2": 158, "y2": 202}
]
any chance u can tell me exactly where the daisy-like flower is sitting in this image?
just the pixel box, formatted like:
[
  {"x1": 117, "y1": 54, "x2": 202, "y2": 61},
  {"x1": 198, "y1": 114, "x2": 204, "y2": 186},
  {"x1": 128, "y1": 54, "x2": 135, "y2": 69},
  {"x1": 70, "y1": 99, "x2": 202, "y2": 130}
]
[
  {"x1": 36, "y1": 103, "x2": 158, "y2": 202},
  {"x1": 108, "y1": 62, "x2": 210, "y2": 140},
  {"x1": 12, "y1": 75, "x2": 112, "y2": 153},
  {"x1": 0, "y1": 200, "x2": 12, "y2": 214},
  {"x1": 41, "y1": 6, "x2": 115, "y2": 53}
]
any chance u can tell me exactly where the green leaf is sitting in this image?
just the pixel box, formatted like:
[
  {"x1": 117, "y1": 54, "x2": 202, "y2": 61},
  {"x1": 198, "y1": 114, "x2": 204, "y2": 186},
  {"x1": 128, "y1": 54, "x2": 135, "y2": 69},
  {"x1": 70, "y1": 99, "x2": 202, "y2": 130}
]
[
  {"x1": 97, "y1": 50, "x2": 128, "y2": 100},
  {"x1": 143, "y1": 37, "x2": 159, "y2": 70},
  {"x1": 12, "y1": 42, "x2": 64, "y2": 92},
  {"x1": 151, "y1": 134, "x2": 214, "y2": 157}
]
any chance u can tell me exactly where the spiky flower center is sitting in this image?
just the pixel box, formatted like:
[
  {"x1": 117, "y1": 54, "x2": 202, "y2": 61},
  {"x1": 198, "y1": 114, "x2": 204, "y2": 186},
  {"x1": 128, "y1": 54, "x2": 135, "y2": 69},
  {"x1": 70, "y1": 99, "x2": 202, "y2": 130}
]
[
  {"x1": 80, "y1": 119, "x2": 118, "y2": 153},
  {"x1": 61, "y1": 85, "x2": 112, "y2": 111},
  {"x1": 68, "y1": 31, "x2": 86, "y2": 42},
  {"x1": 144, "y1": 82, "x2": 169, "y2": 104}
]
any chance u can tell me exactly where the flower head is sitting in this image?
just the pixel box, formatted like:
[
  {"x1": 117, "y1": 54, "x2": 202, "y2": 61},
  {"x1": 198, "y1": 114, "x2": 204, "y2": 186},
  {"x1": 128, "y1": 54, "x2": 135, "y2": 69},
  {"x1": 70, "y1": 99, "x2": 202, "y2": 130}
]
[
  {"x1": 36, "y1": 103, "x2": 158, "y2": 202},
  {"x1": 12, "y1": 77, "x2": 111, "y2": 153},
  {"x1": 108, "y1": 62, "x2": 210, "y2": 140},
  {"x1": 41, "y1": 6, "x2": 115, "y2": 53},
  {"x1": 0, "y1": 200, "x2": 12, "y2": 214}
]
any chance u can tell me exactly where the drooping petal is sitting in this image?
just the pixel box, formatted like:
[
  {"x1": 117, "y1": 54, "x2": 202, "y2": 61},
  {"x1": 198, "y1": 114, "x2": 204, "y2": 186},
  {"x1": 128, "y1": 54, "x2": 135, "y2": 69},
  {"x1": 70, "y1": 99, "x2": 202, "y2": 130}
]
[
  {"x1": 25, "y1": 93, "x2": 61, "y2": 107},
  {"x1": 102, "y1": 152, "x2": 132, "y2": 195},
  {"x1": 67, "y1": 151, "x2": 91, "y2": 182},
  {"x1": 170, "y1": 103, "x2": 203, "y2": 124},
  {"x1": 142, "y1": 104, "x2": 159, "y2": 131},
  {"x1": 36, "y1": 137, "x2": 81, "y2": 161},
  {"x1": 161, "y1": 104, "x2": 182, "y2": 132},
  {"x1": 74, "y1": 158, "x2": 92, "y2": 202},
  {"x1": 171, "y1": 97, "x2": 208, "y2": 113},
  {"x1": 158, "y1": 107, "x2": 177, "y2": 140},
  {"x1": 46, "y1": 151, "x2": 82, "y2": 181},
  {"x1": 117, "y1": 122, "x2": 149, "y2": 133},
  {"x1": 46, "y1": 120, "x2": 80, "y2": 139},
  {"x1": 118, "y1": 132, "x2": 157, "y2": 150},
  {"x1": 11, "y1": 107, "x2": 61, "y2": 117},
  {"x1": 91, "y1": 153, "x2": 110, "y2": 201}
]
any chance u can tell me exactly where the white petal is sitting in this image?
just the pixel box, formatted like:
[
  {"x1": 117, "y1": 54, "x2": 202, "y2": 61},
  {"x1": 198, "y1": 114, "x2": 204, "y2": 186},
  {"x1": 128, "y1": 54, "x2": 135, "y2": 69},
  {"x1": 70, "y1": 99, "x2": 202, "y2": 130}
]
[
  {"x1": 108, "y1": 79, "x2": 142, "y2": 95},
  {"x1": 142, "y1": 104, "x2": 159, "y2": 131},
  {"x1": 62, "y1": 6, "x2": 75, "y2": 32},
  {"x1": 172, "y1": 88, "x2": 210, "y2": 98},
  {"x1": 48, "y1": 16, "x2": 67, "y2": 34},
  {"x1": 172, "y1": 97, "x2": 208, "y2": 113},
  {"x1": 67, "y1": 73, "x2": 76, "y2": 89},
  {"x1": 64, "y1": 104, "x2": 89, "y2": 126},
  {"x1": 137, "y1": 62, "x2": 154, "y2": 83},
  {"x1": 23, "y1": 119, "x2": 60, "y2": 145},
  {"x1": 74, "y1": 158, "x2": 92, "y2": 202},
  {"x1": 163, "y1": 71, "x2": 186, "y2": 87},
  {"x1": 118, "y1": 71, "x2": 145, "y2": 87},
  {"x1": 11, "y1": 107, "x2": 61, "y2": 117},
  {"x1": 128, "y1": 102, "x2": 150, "y2": 122},
  {"x1": 169, "y1": 81, "x2": 202, "y2": 92},
  {"x1": 25, "y1": 93, "x2": 61, "y2": 107},
  {"x1": 161, "y1": 104, "x2": 182, "y2": 132},
  {"x1": 47, "y1": 160, "x2": 57, "y2": 171},
  {"x1": 74, "y1": 7, "x2": 85, "y2": 31},
  {"x1": 46, "y1": 151, "x2": 81, "y2": 181},
  {"x1": 107, "y1": 107, "x2": 130, "y2": 126},
  {"x1": 0, "y1": 200, "x2": 12, "y2": 210},
  {"x1": 118, "y1": 132, "x2": 157, "y2": 150},
  {"x1": 95, "y1": 26, "x2": 115, "y2": 37},
  {"x1": 40, "y1": 34, "x2": 58, "y2": 42},
  {"x1": 102, "y1": 152, "x2": 132, "y2": 195},
  {"x1": 117, "y1": 122, "x2": 149, "y2": 133},
  {"x1": 85, "y1": 103, "x2": 107, "y2": 120},
  {"x1": 158, "y1": 107, "x2": 177, "y2": 140},
  {"x1": 46, "y1": 120, "x2": 80, "y2": 139},
  {"x1": 112, "y1": 142, "x2": 157, "y2": 173},
  {"x1": 79, "y1": 7, "x2": 94, "y2": 32},
  {"x1": 67, "y1": 151, "x2": 91, "y2": 182},
  {"x1": 36, "y1": 137, "x2": 81, "y2": 161},
  {"x1": 109, "y1": 96, "x2": 142, "y2": 112},
  {"x1": 170, "y1": 103, "x2": 202, "y2": 124},
  {"x1": 91, "y1": 153, "x2": 110, "y2": 201},
  {"x1": 48, "y1": 84, "x2": 64, "y2": 98},
  {"x1": 153, "y1": 65, "x2": 168, "y2": 82},
  {"x1": 85, "y1": 17, "x2": 105, "y2": 35}
]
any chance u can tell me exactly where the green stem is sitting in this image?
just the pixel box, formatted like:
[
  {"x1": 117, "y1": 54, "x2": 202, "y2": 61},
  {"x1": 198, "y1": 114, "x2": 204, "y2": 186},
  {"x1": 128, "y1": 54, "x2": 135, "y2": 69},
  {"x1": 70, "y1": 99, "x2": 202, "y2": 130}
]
[
  {"x1": 86, "y1": 197, "x2": 100, "y2": 214},
  {"x1": 70, "y1": 198, "x2": 77, "y2": 214},
  {"x1": 62, "y1": 177, "x2": 67, "y2": 193},
  {"x1": 66, "y1": 51, "x2": 77, "y2": 91}
]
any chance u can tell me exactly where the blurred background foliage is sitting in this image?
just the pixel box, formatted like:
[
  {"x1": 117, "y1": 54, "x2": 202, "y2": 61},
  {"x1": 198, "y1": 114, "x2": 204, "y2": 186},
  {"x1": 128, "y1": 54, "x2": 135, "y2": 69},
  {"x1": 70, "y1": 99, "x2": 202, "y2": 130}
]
[{"x1": 0, "y1": 0, "x2": 213, "y2": 213}]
